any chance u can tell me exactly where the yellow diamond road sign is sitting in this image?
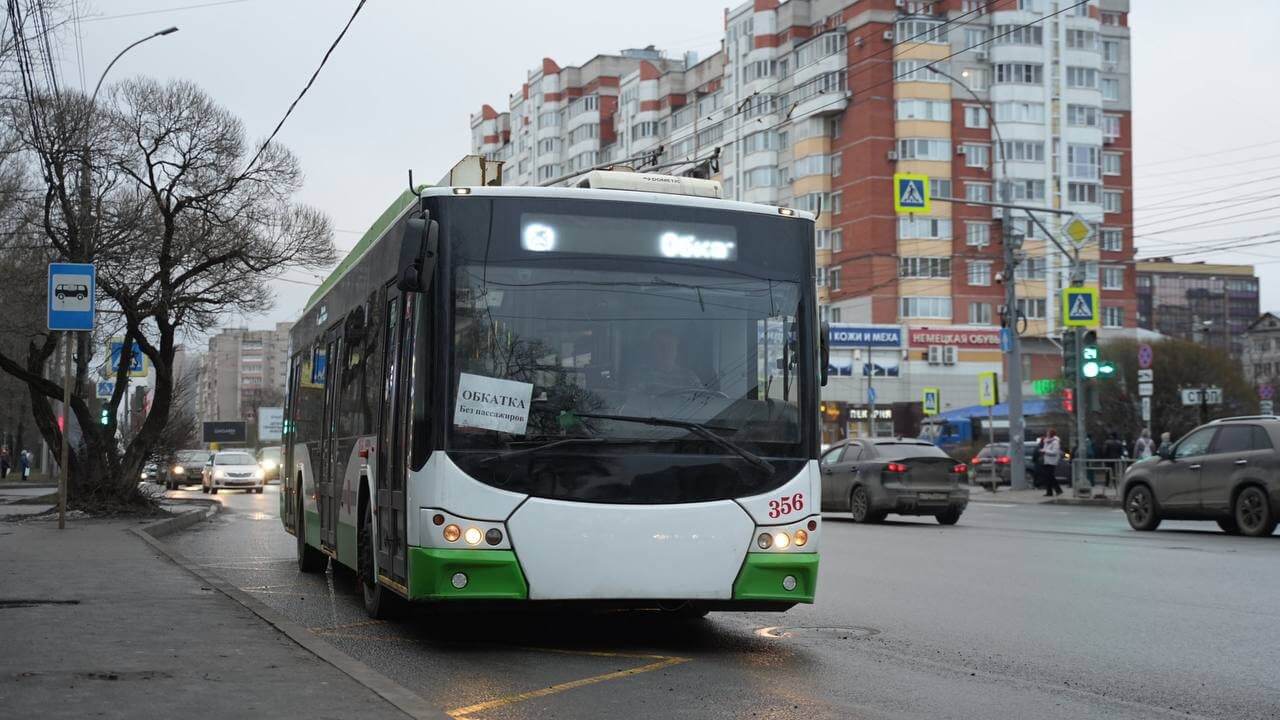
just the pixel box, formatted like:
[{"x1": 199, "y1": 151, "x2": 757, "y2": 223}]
[{"x1": 1064, "y1": 215, "x2": 1094, "y2": 248}]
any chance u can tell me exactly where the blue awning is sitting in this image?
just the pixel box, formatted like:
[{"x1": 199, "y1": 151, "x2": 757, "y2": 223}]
[{"x1": 928, "y1": 398, "x2": 1061, "y2": 421}]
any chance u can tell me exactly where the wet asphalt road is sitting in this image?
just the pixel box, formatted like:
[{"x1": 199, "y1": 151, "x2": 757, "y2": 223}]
[{"x1": 165, "y1": 486, "x2": 1280, "y2": 720}]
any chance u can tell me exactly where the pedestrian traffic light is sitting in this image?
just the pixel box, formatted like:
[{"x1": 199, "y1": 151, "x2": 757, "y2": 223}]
[
  {"x1": 1063, "y1": 388, "x2": 1074, "y2": 413},
  {"x1": 1081, "y1": 330, "x2": 1101, "y2": 378},
  {"x1": 99, "y1": 407, "x2": 110, "y2": 425}
]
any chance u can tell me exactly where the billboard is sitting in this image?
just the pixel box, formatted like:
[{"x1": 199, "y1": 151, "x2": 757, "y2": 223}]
[
  {"x1": 257, "y1": 407, "x2": 284, "y2": 443},
  {"x1": 202, "y1": 421, "x2": 247, "y2": 443}
]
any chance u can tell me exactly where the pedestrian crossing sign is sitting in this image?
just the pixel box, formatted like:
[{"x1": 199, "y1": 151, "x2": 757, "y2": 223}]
[
  {"x1": 1062, "y1": 287, "x2": 1099, "y2": 328},
  {"x1": 978, "y1": 372, "x2": 999, "y2": 407},
  {"x1": 893, "y1": 173, "x2": 930, "y2": 214},
  {"x1": 922, "y1": 387, "x2": 941, "y2": 416}
]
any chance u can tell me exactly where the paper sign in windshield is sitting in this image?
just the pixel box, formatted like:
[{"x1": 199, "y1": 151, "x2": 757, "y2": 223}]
[{"x1": 454, "y1": 373, "x2": 534, "y2": 435}]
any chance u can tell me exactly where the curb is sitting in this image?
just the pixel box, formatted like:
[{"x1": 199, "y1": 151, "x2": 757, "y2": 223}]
[
  {"x1": 132, "y1": 501, "x2": 445, "y2": 720},
  {"x1": 0, "y1": 483, "x2": 56, "y2": 491},
  {"x1": 1052, "y1": 497, "x2": 1121, "y2": 508}
]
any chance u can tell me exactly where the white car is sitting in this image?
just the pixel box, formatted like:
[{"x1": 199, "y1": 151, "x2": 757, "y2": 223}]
[{"x1": 202, "y1": 451, "x2": 266, "y2": 494}]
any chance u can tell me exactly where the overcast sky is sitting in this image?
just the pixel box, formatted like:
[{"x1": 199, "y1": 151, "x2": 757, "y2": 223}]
[{"x1": 57, "y1": 0, "x2": 1280, "y2": 336}]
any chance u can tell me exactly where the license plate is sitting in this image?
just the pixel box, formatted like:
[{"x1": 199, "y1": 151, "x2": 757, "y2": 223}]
[{"x1": 919, "y1": 493, "x2": 947, "y2": 500}]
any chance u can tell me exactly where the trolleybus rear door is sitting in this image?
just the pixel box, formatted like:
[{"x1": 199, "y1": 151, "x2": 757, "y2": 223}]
[
  {"x1": 319, "y1": 327, "x2": 342, "y2": 550},
  {"x1": 376, "y1": 285, "x2": 409, "y2": 584}
]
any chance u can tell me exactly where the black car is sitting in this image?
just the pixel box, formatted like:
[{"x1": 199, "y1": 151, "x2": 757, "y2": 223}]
[
  {"x1": 1122, "y1": 416, "x2": 1280, "y2": 537},
  {"x1": 821, "y1": 438, "x2": 969, "y2": 525},
  {"x1": 970, "y1": 442, "x2": 1040, "y2": 487}
]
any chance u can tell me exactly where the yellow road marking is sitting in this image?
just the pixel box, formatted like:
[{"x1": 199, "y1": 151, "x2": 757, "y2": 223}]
[{"x1": 447, "y1": 654, "x2": 689, "y2": 719}]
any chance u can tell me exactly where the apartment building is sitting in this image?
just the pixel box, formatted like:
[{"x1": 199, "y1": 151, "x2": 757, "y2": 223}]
[
  {"x1": 1243, "y1": 313, "x2": 1280, "y2": 391},
  {"x1": 199, "y1": 323, "x2": 293, "y2": 433},
  {"x1": 469, "y1": 0, "x2": 1136, "y2": 417},
  {"x1": 1136, "y1": 260, "x2": 1260, "y2": 358}
]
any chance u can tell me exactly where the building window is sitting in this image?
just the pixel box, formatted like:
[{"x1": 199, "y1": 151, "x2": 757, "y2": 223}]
[
  {"x1": 831, "y1": 229, "x2": 843, "y2": 252},
  {"x1": 630, "y1": 121, "x2": 660, "y2": 140},
  {"x1": 794, "y1": 192, "x2": 830, "y2": 214},
  {"x1": 994, "y1": 101, "x2": 1045, "y2": 124},
  {"x1": 898, "y1": 138, "x2": 951, "y2": 160},
  {"x1": 898, "y1": 217, "x2": 953, "y2": 240},
  {"x1": 793, "y1": 154, "x2": 830, "y2": 178},
  {"x1": 963, "y1": 144, "x2": 990, "y2": 168},
  {"x1": 815, "y1": 229, "x2": 830, "y2": 250},
  {"x1": 964, "y1": 105, "x2": 989, "y2": 129},
  {"x1": 895, "y1": 59, "x2": 947, "y2": 83},
  {"x1": 965, "y1": 182, "x2": 991, "y2": 202},
  {"x1": 896, "y1": 18, "x2": 949, "y2": 44},
  {"x1": 1067, "y1": 104, "x2": 1099, "y2": 127},
  {"x1": 900, "y1": 256, "x2": 952, "y2": 279},
  {"x1": 1103, "y1": 114, "x2": 1122, "y2": 141},
  {"x1": 896, "y1": 99, "x2": 950, "y2": 121},
  {"x1": 968, "y1": 260, "x2": 992, "y2": 286},
  {"x1": 995, "y1": 63, "x2": 1043, "y2": 84},
  {"x1": 998, "y1": 140, "x2": 1045, "y2": 163},
  {"x1": 1008, "y1": 179, "x2": 1046, "y2": 202},
  {"x1": 994, "y1": 24, "x2": 1044, "y2": 46},
  {"x1": 829, "y1": 267, "x2": 841, "y2": 291},
  {"x1": 537, "y1": 137, "x2": 560, "y2": 154},
  {"x1": 1102, "y1": 152, "x2": 1122, "y2": 176},
  {"x1": 1101, "y1": 227, "x2": 1123, "y2": 252},
  {"x1": 816, "y1": 267, "x2": 827, "y2": 287},
  {"x1": 963, "y1": 67, "x2": 990, "y2": 91},
  {"x1": 536, "y1": 164, "x2": 559, "y2": 181},
  {"x1": 794, "y1": 31, "x2": 847, "y2": 67},
  {"x1": 742, "y1": 129, "x2": 782, "y2": 153},
  {"x1": 1066, "y1": 67, "x2": 1099, "y2": 89},
  {"x1": 1065, "y1": 29, "x2": 1097, "y2": 50},
  {"x1": 1102, "y1": 40, "x2": 1121, "y2": 63},
  {"x1": 1103, "y1": 306, "x2": 1124, "y2": 328},
  {"x1": 966, "y1": 222, "x2": 991, "y2": 247},
  {"x1": 744, "y1": 167, "x2": 781, "y2": 189},
  {"x1": 1103, "y1": 190, "x2": 1123, "y2": 213},
  {"x1": 1021, "y1": 256, "x2": 1046, "y2": 280},
  {"x1": 964, "y1": 28, "x2": 987, "y2": 50},
  {"x1": 1101, "y1": 265, "x2": 1125, "y2": 290},
  {"x1": 831, "y1": 192, "x2": 842, "y2": 215},
  {"x1": 1015, "y1": 298, "x2": 1046, "y2": 319},
  {"x1": 932, "y1": 178, "x2": 952, "y2": 198},
  {"x1": 831, "y1": 152, "x2": 842, "y2": 177},
  {"x1": 1067, "y1": 145, "x2": 1101, "y2": 180},
  {"x1": 1101, "y1": 12, "x2": 1122, "y2": 26},
  {"x1": 900, "y1": 296, "x2": 952, "y2": 319},
  {"x1": 1101, "y1": 78, "x2": 1120, "y2": 101},
  {"x1": 969, "y1": 302, "x2": 993, "y2": 325}
]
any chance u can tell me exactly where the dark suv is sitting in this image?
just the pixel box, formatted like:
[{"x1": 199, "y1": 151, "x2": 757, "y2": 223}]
[{"x1": 1121, "y1": 416, "x2": 1280, "y2": 537}]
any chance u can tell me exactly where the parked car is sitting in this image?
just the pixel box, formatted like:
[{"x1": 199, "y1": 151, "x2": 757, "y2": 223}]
[
  {"x1": 971, "y1": 442, "x2": 1040, "y2": 487},
  {"x1": 1121, "y1": 416, "x2": 1280, "y2": 537},
  {"x1": 202, "y1": 450, "x2": 266, "y2": 494},
  {"x1": 139, "y1": 462, "x2": 160, "y2": 483},
  {"x1": 820, "y1": 438, "x2": 969, "y2": 525},
  {"x1": 257, "y1": 446, "x2": 283, "y2": 483},
  {"x1": 164, "y1": 450, "x2": 210, "y2": 490}
]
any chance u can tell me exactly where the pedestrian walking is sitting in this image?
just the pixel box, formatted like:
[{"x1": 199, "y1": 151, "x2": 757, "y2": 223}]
[
  {"x1": 0, "y1": 447, "x2": 9, "y2": 479},
  {"x1": 1041, "y1": 429, "x2": 1063, "y2": 497},
  {"x1": 1031, "y1": 435, "x2": 1045, "y2": 489},
  {"x1": 1133, "y1": 430, "x2": 1155, "y2": 460},
  {"x1": 1156, "y1": 431, "x2": 1172, "y2": 456},
  {"x1": 19, "y1": 449, "x2": 30, "y2": 479},
  {"x1": 1104, "y1": 432, "x2": 1124, "y2": 460}
]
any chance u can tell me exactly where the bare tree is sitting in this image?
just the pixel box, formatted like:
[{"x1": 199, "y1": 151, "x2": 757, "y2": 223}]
[{"x1": 0, "y1": 70, "x2": 335, "y2": 506}]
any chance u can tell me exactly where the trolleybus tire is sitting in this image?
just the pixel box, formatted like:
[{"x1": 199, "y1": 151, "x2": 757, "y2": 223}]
[{"x1": 359, "y1": 498, "x2": 402, "y2": 620}]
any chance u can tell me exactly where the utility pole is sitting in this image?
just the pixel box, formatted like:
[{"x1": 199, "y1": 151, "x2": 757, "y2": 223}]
[{"x1": 1071, "y1": 245, "x2": 1087, "y2": 494}]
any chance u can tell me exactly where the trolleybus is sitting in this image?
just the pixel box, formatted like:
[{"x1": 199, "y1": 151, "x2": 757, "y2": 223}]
[{"x1": 282, "y1": 157, "x2": 826, "y2": 618}]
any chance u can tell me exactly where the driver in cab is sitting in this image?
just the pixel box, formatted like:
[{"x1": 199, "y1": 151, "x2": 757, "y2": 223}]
[{"x1": 636, "y1": 328, "x2": 704, "y2": 392}]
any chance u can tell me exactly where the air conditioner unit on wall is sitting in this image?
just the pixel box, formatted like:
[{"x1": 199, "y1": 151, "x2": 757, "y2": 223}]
[
  {"x1": 956, "y1": 145, "x2": 967, "y2": 155},
  {"x1": 928, "y1": 345, "x2": 942, "y2": 365},
  {"x1": 883, "y1": 30, "x2": 894, "y2": 41},
  {"x1": 943, "y1": 346, "x2": 958, "y2": 365},
  {"x1": 887, "y1": 150, "x2": 899, "y2": 161}
]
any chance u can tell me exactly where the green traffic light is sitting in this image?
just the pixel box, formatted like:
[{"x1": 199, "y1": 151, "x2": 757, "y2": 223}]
[
  {"x1": 1098, "y1": 362, "x2": 1116, "y2": 377},
  {"x1": 1082, "y1": 361, "x2": 1100, "y2": 379}
]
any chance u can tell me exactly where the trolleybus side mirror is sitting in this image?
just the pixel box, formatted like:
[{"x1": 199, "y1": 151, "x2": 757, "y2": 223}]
[
  {"x1": 396, "y1": 213, "x2": 439, "y2": 293},
  {"x1": 820, "y1": 321, "x2": 831, "y2": 387}
]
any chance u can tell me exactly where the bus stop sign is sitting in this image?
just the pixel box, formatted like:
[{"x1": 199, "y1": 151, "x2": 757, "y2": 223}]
[{"x1": 47, "y1": 263, "x2": 95, "y2": 331}]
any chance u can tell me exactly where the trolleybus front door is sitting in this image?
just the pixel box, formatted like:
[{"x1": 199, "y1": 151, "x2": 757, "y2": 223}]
[
  {"x1": 319, "y1": 327, "x2": 342, "y2": 551},
  {"x1": 376, "y1": 285, "x2": 409, "y2": 584}
]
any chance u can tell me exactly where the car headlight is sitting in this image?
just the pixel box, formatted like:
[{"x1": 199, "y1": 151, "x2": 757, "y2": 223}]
[
  {"x1": 260, "y1": 460, "x2": 277, "y2": 471},
  {"x1": 172, "y1": 466, "x2": 185, "y2": 475},
  {"x1": 254, "y1": 469, "x2": 265, "y2": 480},
  {"x1": 140, "y1": 472, "x2": 148, "y2": 480},
  {"x1": 214, "y1": 469, "x2": 225, "y2": 479}
]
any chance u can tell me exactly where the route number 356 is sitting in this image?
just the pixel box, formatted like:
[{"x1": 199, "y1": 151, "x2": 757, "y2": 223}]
[{"x1": 767, "y1": 493, "x2": 804, "y2": 518}]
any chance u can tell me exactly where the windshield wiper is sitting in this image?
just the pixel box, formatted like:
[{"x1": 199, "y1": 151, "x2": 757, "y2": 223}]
[
  {"x1": 479, "y1": 437, "x2": 657, "y2": 464},
  {"x1": 571, "y1": 412, "x2": 775, "y2": 475}
]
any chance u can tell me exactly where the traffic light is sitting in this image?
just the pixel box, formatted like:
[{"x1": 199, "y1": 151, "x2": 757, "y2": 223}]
[
  {"x1": 1080, "y1": 330, "x2": 1115, "y2": 380},
  {"x1": 1061, "y1": 330, "x2": 1078, "y2": 383},
  {"x1": 1062, "y1": 388, "x2": 1075, "y2": 413},
  {"x1": 99, "y1": 407, "x2": 110, "y2": 425}
]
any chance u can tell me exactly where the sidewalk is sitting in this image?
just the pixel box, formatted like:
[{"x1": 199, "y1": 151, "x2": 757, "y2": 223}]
[
  {"x1": 0, "y1": 511, "x2": 412, "y2": 719},
  {"x1": 967, "y1": 483, "x2": 1120, "y2": 506}
]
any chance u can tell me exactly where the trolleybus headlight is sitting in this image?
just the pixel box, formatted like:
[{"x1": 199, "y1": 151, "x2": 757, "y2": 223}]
[
  {"x1": 794, "y1": 529, "x2": 808, "y2": 547},
  {"x1": 773, "y1": 532, "x2": 791, "y2": 550},
  {"x1": 485, "y1": 528, "x2": 503, "y2": 546},
  {"x1": 451, "y1": 572, "x2": 468, "y2": 589},
  {"x1": 463, "y1": 527, "x2": 483, "y2": 546},
  {"x1": 443, "y1": 524, "x2": 461, "y2": 542},
  {"x1": 757, "y1": 533, "x2": 772, "y2": 550}
]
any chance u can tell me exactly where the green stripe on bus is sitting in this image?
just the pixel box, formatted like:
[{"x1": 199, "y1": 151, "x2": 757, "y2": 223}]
[
  {"x1": 732, "y1": 553, "x2": 818, "y2": 603},
  {"x1": 407, "y1": 547, "x2": 529, "y2": 601}
]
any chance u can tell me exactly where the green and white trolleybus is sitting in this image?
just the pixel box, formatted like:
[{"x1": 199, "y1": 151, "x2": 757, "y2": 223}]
[{"x1": 282, "y1": 157, "x2": 827, "y2": 618}]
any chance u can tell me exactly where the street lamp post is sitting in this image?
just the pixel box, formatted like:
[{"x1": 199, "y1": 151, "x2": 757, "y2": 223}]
[{"x1": 929, "y1": 64, "x2": 1028, "y2": 489}]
